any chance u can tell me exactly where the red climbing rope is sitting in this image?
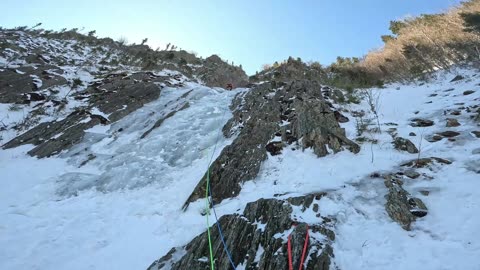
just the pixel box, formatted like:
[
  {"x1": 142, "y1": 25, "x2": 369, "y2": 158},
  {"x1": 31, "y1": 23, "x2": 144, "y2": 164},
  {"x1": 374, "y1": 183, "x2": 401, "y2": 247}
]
[
  {"x1": 299, "y1": 224, "x2": 309, "y2": 270},
  {"x1": 287, "y1": 234, "x2": 293, "y2": 270},
  {"x1": 287, "y1": 224, "x2": 310, "y2": 270}
]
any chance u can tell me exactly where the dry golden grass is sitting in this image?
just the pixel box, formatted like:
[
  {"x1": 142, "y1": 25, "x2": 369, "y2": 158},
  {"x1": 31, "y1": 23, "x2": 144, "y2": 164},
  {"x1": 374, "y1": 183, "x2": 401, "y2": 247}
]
[{"x1": 359, "y1": 0, "x2": 480, "y2": 79}]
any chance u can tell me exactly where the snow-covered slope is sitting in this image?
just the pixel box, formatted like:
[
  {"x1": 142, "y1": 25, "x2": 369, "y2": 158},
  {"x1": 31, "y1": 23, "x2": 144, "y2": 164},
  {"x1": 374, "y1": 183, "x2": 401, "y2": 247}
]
[
  {"x1": 2, "y1": 66, "x2": 479, "y2": 269},
  {"x1": 1, "y1": 28, "x2": 480, "y2": 269},
  {"x1": 0, "y1": 82, "x2": 246, "y2": 269}
]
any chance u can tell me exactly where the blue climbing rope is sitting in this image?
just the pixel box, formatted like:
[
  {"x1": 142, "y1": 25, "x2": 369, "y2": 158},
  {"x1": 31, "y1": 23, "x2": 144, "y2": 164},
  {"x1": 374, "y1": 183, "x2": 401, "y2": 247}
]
[
  {"x1": 209, "y1": 182, "x2": 236, "y2": 269},
  {"x1": 205, "y1": 88, "x2": 237, "y2": 269}
]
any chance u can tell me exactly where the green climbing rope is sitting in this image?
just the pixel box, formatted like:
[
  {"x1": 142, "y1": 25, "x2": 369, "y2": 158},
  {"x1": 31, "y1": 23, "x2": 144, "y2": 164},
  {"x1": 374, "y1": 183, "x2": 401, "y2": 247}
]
[{"x1": 205, "y1": 167, "x2": 215, "y2": 270}]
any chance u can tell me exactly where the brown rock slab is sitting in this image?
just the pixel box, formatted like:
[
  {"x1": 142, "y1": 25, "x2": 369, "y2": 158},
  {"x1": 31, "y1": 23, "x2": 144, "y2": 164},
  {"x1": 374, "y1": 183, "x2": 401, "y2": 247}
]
[
  {"x1": 393, "y1": 137, "x2": 419, "y2": 154},
  {"x1": 426, "y1": 135, "x2": 443, "y2": 142},
  {"x1": 410, "y1": 118, "x2": 434, "y2": 127},
  {"x1": 436, "y1": 131, "x2": 460, "y2": 138},
  {"x1": 149, "y1": 195, "x2": 334, "y2": 270},
  {"x1": 446, "y1": 118, "x2": 460, "y2": 127},
  {"x1": 420, "y1": 190, "x2": 430, "y2": 196}
]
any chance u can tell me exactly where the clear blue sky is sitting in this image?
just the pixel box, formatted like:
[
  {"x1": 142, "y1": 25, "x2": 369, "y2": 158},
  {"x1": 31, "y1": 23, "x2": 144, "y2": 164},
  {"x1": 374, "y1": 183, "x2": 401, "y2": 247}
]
[{"x1": 1, "y1": 0, "x2": 462, "y2": 74}]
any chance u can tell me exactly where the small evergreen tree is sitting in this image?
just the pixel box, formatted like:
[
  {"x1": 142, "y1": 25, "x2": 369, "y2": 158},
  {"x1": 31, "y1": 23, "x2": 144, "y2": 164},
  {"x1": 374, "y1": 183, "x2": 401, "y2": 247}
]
[
  {"x1": 381, "y1": 35, "x2": 395, "y2": 43},
  {"x1": 389, "y1": 20, "x2": 407, "y2": 35}
]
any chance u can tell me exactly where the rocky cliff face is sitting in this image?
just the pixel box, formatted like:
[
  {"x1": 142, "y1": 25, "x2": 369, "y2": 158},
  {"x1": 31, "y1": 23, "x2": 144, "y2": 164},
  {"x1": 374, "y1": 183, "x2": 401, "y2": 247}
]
[
  {"x1": 2, "y1": 27, "x2": 480, "y2": 270},
  {"x1": 150, "y1": 194, "x2": 334, "y2": 270},
  {"x1": 164, "y1": 59, "x2": 362, "y2": 270},
  {"x1": 1, "y1": 30, "x2": 359, "y2": 269},
  {"x1": 184, "y1": 79, "x2": 359, "y2": 207},
  {"x1": 2, "y1": 72, "x2": 167, "y2": 157},
  {"x1": 197, "y1": 55, "x2": 249, "y2": 88},
  {"x1": 0, "y1": 28, "x2": 248, "y2": 154}
]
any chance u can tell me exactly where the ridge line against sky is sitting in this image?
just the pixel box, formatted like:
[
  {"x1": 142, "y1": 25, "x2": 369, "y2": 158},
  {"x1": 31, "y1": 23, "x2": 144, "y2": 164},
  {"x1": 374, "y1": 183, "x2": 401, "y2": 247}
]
[{"x1": 1, "y1": 0, "x2": 463, "y2": 74}]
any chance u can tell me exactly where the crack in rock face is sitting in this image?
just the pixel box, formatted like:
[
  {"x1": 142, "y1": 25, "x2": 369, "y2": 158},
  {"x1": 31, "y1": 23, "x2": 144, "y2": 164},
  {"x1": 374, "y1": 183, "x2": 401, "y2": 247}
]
[{"x1": 183, "y1": 80, "x2": 360, "y2": 208}]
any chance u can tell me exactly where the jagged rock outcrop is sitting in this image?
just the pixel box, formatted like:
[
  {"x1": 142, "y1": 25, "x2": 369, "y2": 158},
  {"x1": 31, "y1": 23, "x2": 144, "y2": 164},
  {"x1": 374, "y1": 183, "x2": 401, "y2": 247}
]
[
  {"x1": 435, "y1": 130, "x2": 460, "y2": 138},
  {"x1": 446, "y1": 118, "x2": 460, "y2": 127},
  {"x1": 1, "y1": 28, "x2": 249, "y2": 90},
  {"x1": 250, "y1": 57, "x2": 327, "y2": 84},
  {"x1": 450, "y1": 75, "x2": 464, "y2": 82},
  {"x1": 393, "y1": 137, "x2": 419, "y2": 154},
  {"x1": 383, "y1": 174, "x2": 428, "y2": 230},
  {"x1": 410, "y1": 118, "x2": 434, "y2": 127},
  {"x1": 149, "y1": 194, "x2": 334, "y2": 270},
  {"x1": 401, "y1": 157, "x2": 452, "y2": 168},
  {"x1": 183, "y1": 80, "x2": 360, "y2": 207},
  {"x1": 382, "y1": 156, "x2": 454, "y2": 229},
  {"x1": 196, "y1": 55, "x2": 249, "y2": 88},
  {"x1": 2, "y1": 72, "x2": 165, "y2": 157},
  {"x1": 0, "y1": 65, "x2": 67, "y2": 103}
]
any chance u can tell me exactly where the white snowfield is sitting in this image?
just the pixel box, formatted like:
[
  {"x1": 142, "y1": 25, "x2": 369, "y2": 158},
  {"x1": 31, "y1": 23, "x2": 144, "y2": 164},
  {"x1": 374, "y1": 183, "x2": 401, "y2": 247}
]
[{"x1": 1, "y1": 68, "x2": 480, "y2": 270}]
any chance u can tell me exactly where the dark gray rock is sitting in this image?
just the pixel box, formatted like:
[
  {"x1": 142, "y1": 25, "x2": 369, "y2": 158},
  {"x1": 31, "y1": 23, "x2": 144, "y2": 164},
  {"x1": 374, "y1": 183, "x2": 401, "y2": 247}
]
[
  {"x1": 83, "y1": 72, "x2": 164, "y2": 122},
  {"x1": 23, "y1": 92, "x2": 46, "y2": 102},
  {"x1": 149, "y1": 194, "x2": 334, "y2": 270},
  {"x1": 401, "y1": 157, "x2": 452, "y2": 168},
  {"x1": 196, "y1": 55, "x2": 249, "y2": 88},
  {"x1": 426, "y1": 134, "x2": 443, "y2": 142},
  {"x1": 334, "y1": 111, "x2": 349, "y2": 123},
  {"x1": 2, "y1": 109, "x2": 97, "y2": 157},
  {"x1": 384, "y1": 175, "x2": 427, "y2": 230},
  {"x1": 385, "y1": 185, "x2": 416, "y2": 230},
  {"x1": 265, "y1": 141, "x2": 284, "y2": 156},
  {"x1": 409, "y1": 198, "x2": 428, "y2": 217},
  {"x1": 250, "y1": 57, "x2": 326, "y2": 85},
  {"x1": 463, "y1": 90, "x2": 475, "y2": 95},
  {"x1": 450, "y1": 110, "x2": 461, "y2": 116},
  {"x1": 450, "y1": 75, "x2": 464, "y2": 82},
  {"x1": 446, "y1": 118, "x2": 460, "y2": 127},
  {"x1": 420, "y1": 190, "x2": 430, "y2": 196},
  {"x1": 410, "y1": 118, "x2": 434, "y2": 127},
  {"x1": 404, "y1": 169, "x2": 420, "y2": 179},
  {"x1": 436, "y1": 131, "x2": 460, "y2": 138},
  {"x1": 0, "y1": 65, "x2": 67, "y2": 103},
  {"x1": 393, "y1": 137, "x2": 419, "y2": 154},
  {"x1": 3, "y1": 72, "x2": 163, "y2": 157},
  {"x1": 183, "y1": 80, "x2": 359, "y2": 207}
]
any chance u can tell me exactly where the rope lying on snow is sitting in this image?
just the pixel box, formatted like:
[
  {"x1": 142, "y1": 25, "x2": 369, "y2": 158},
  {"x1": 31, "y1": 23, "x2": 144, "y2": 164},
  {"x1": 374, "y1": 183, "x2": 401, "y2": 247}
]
[
  {"x1": 203, "y1": 88, "x2": 311, "y2": 270},
  {"x1": 287, "y1": 224, "x2": 310, "y2": 270},
  {"x1": 204, "y1": 88, "x2": 236, "y2": 270},
  {"x1": 205, "y1": 169, "x2": 216, "y2": 270},
  {"x1": 208, "y1": 176, "x2": 237, "y2": 269}
]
